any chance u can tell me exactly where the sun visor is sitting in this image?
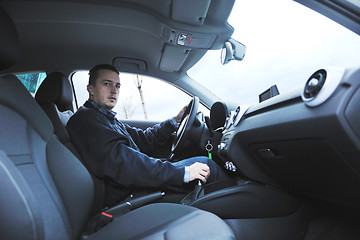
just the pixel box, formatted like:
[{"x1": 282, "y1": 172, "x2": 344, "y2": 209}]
[
  {"x1": 159, "y1": 45, "x2": 191, "y2": 72},
  {"x1": 172, "y1": 0, "x2": 211, "y2": 25},
  {"x1": 112, "y1": 57, "x2": 147, "y2": 72}
]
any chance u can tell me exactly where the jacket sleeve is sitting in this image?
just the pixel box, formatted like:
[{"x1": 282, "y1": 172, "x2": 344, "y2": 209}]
[
  {"x1": 122, "y1": 119, "x2": 176, "y2": 155},
  {"x1": 67, "y1": 111, "x2": 184, "y2": 189}
]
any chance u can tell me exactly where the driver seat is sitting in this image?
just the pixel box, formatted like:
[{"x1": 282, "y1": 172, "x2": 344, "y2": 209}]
[
  {"x1": 35, "y1": 72, "x2": 106, "y2": 215},
  {"x1": 0, "y1": 6, "x2": 235, "y2": 240},
  {"x1": 35, "y1": 72, "x2": 74, "y2": 146}
]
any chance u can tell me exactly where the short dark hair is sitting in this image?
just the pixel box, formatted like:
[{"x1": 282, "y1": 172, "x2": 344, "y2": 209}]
[{"x1": 88, "y1": 64, "x2": 119, "y2": 86}]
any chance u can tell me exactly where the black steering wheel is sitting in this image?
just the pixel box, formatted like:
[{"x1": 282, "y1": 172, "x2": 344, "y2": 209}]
[{"x1": 171, "y1": 96, "x2": 199, "y2": 156}]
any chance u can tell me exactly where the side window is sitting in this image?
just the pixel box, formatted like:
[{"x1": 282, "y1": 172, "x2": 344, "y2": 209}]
[
  {"x1": 72, "y1": 71, "x2": 209, "y2": 121},
  {"x1": 17, "y1": 73, "x2": 47, "y2": 97}
]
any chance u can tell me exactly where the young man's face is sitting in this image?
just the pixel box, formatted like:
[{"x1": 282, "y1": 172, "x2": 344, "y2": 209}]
[{"x1": 87, "y1": 69, "x2": 121, "y2": 110}]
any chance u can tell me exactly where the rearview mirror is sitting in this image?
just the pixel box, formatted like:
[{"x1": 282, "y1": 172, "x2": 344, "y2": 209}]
[{"x1": 221, "y1": 39, "x2": 246, "y2": 65}]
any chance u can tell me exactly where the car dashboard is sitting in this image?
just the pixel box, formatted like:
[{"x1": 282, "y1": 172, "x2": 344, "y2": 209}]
[{"x1": 216, "y1": 67, "x2": 360, "y2": 209}]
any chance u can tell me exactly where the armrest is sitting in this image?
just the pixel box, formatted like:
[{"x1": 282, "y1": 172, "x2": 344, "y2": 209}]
[{"x1": 82, "y1": 191, "x2": 166, "y2": 237}]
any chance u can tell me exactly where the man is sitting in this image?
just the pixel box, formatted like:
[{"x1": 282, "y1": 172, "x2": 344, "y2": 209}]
[{"x1": 67, "y1": 64, "x2": 228, "y2": 207}]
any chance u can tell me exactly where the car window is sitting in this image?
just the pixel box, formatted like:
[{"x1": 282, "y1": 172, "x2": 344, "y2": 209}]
[
  {"x1": 188, "y1": 0, "x2": 360, "y2": 106},
  {"x1": 72, "y1": 71, "x2": 209, "y2": 121},
  {"x1": 17, "y1": 72, "x2": 47, "y2": 97}
]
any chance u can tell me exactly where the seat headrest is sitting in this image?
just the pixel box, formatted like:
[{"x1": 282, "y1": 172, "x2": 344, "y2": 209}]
[
  {"x1": 0, "y1": 6, "x2": 20, "y2": 70},
  {"x1": 35, "y1": 72, "x2": 74, "y2": 112}
]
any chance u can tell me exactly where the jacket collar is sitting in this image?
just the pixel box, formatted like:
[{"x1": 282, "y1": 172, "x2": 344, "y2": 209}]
[{"x1": 85, "y1": 99, "x2": 117, "y2": 120}]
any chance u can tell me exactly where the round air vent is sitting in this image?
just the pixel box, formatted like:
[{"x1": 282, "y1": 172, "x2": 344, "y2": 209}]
[
  {"x1": 302, "y1": 68, "x2": 345, "y2": 107},
  {"x1": 303, "y1": 70, "x2": 327, "y2": 99}
]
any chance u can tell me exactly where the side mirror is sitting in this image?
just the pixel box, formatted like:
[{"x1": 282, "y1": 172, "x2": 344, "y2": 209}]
[{"x1": 221, "y1": 39, "x2": 246, "y2": 65}]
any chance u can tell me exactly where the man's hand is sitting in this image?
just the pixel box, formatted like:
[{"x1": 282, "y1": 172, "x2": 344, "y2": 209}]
[
  {"x1": 189, "y1": 162, "x2": 210, "y2": 183},
  {"x1": 173, "y1": 105, "x2": 187, "y2": 124}
]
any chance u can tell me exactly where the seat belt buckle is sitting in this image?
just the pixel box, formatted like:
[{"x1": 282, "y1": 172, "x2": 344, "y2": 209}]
[{"x1": 95, "y1": 212, "x2": 113, "y2": 230}]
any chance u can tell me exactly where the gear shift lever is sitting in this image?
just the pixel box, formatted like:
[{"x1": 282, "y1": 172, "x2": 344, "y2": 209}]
[
  {"x1": 181, "y1": 180, "x2": 204, "y2": 205},
  {"x1": 194, "y1": 180, "x2": 205, "y2": 199}
]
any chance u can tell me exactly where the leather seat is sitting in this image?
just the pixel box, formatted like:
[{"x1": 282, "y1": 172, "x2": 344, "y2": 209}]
[
  {"x1": 35, "y1": 72, "x2": 74, "y2": 146},
  {"x1": 0, "y1": 5, "x2": 235, "y2": 240},
  {"x1": 35, "y1": 72, "x2": 106, "y2": 215}
]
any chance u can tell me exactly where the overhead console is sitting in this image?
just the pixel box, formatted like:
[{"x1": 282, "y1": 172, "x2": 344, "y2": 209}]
[
  {"x1": 158, "y1": 25, "x2": 217, "y2": 72},
  {"x1": 158, "y1": 24, "x2": 219, "y2": 72},
  {"x1": 158, "y1": 0, "x2": 235, "y2": 72},
  {"x1": 160, "y1": 25, "x2": 217, "y2": 49}
]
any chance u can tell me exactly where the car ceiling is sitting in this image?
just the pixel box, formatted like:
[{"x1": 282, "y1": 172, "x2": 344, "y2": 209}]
[{"x1": 0, "y1": 0, "x2": 235, "y2": 83}]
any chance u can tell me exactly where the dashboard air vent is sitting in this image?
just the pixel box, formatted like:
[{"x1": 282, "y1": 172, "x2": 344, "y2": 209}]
[
  {"x1": 302, "y1": 67, "x2": 345, "y2": 107},
  {"x1": 303, "y1": 70, "x2": 326, "y2": 99}
]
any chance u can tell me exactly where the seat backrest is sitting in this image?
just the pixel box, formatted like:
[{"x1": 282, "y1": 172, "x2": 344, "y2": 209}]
[
  {"x1": 0, "y1": 74, "x2": 95, "y2": 240},
  {"x1": 35, "y1": 71, "x2": 106, "y2": 214},
  {"x1": 35, "y1": 72, "x2": 74, "y2": 145},
  {"x1": 0, "y1": 8, "x2": 94, "y2": 240}
]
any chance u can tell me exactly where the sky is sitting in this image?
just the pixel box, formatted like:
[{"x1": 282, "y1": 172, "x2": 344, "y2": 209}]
[{"x1": 73, "y1": 0, "x2": 360, "y2": 121}]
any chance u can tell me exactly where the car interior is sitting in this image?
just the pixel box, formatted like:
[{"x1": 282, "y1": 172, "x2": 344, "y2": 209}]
[{"x1": 1, "y1": 0, "x2": 360, "y2": 239}]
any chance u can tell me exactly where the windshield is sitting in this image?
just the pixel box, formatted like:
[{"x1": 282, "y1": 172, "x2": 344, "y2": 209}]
[{"x1": 188, "y1": 0, "x2": 360, "y2": 105}]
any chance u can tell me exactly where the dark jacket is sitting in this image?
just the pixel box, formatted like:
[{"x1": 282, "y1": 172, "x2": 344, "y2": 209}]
[{"x1": 66, "y1": 100, "x2": 184, "y2": 206}]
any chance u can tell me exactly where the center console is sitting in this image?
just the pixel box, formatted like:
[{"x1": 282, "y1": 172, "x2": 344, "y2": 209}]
[{"x1": 181, "y1": 179, "x2": 300, "y2": 219}]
